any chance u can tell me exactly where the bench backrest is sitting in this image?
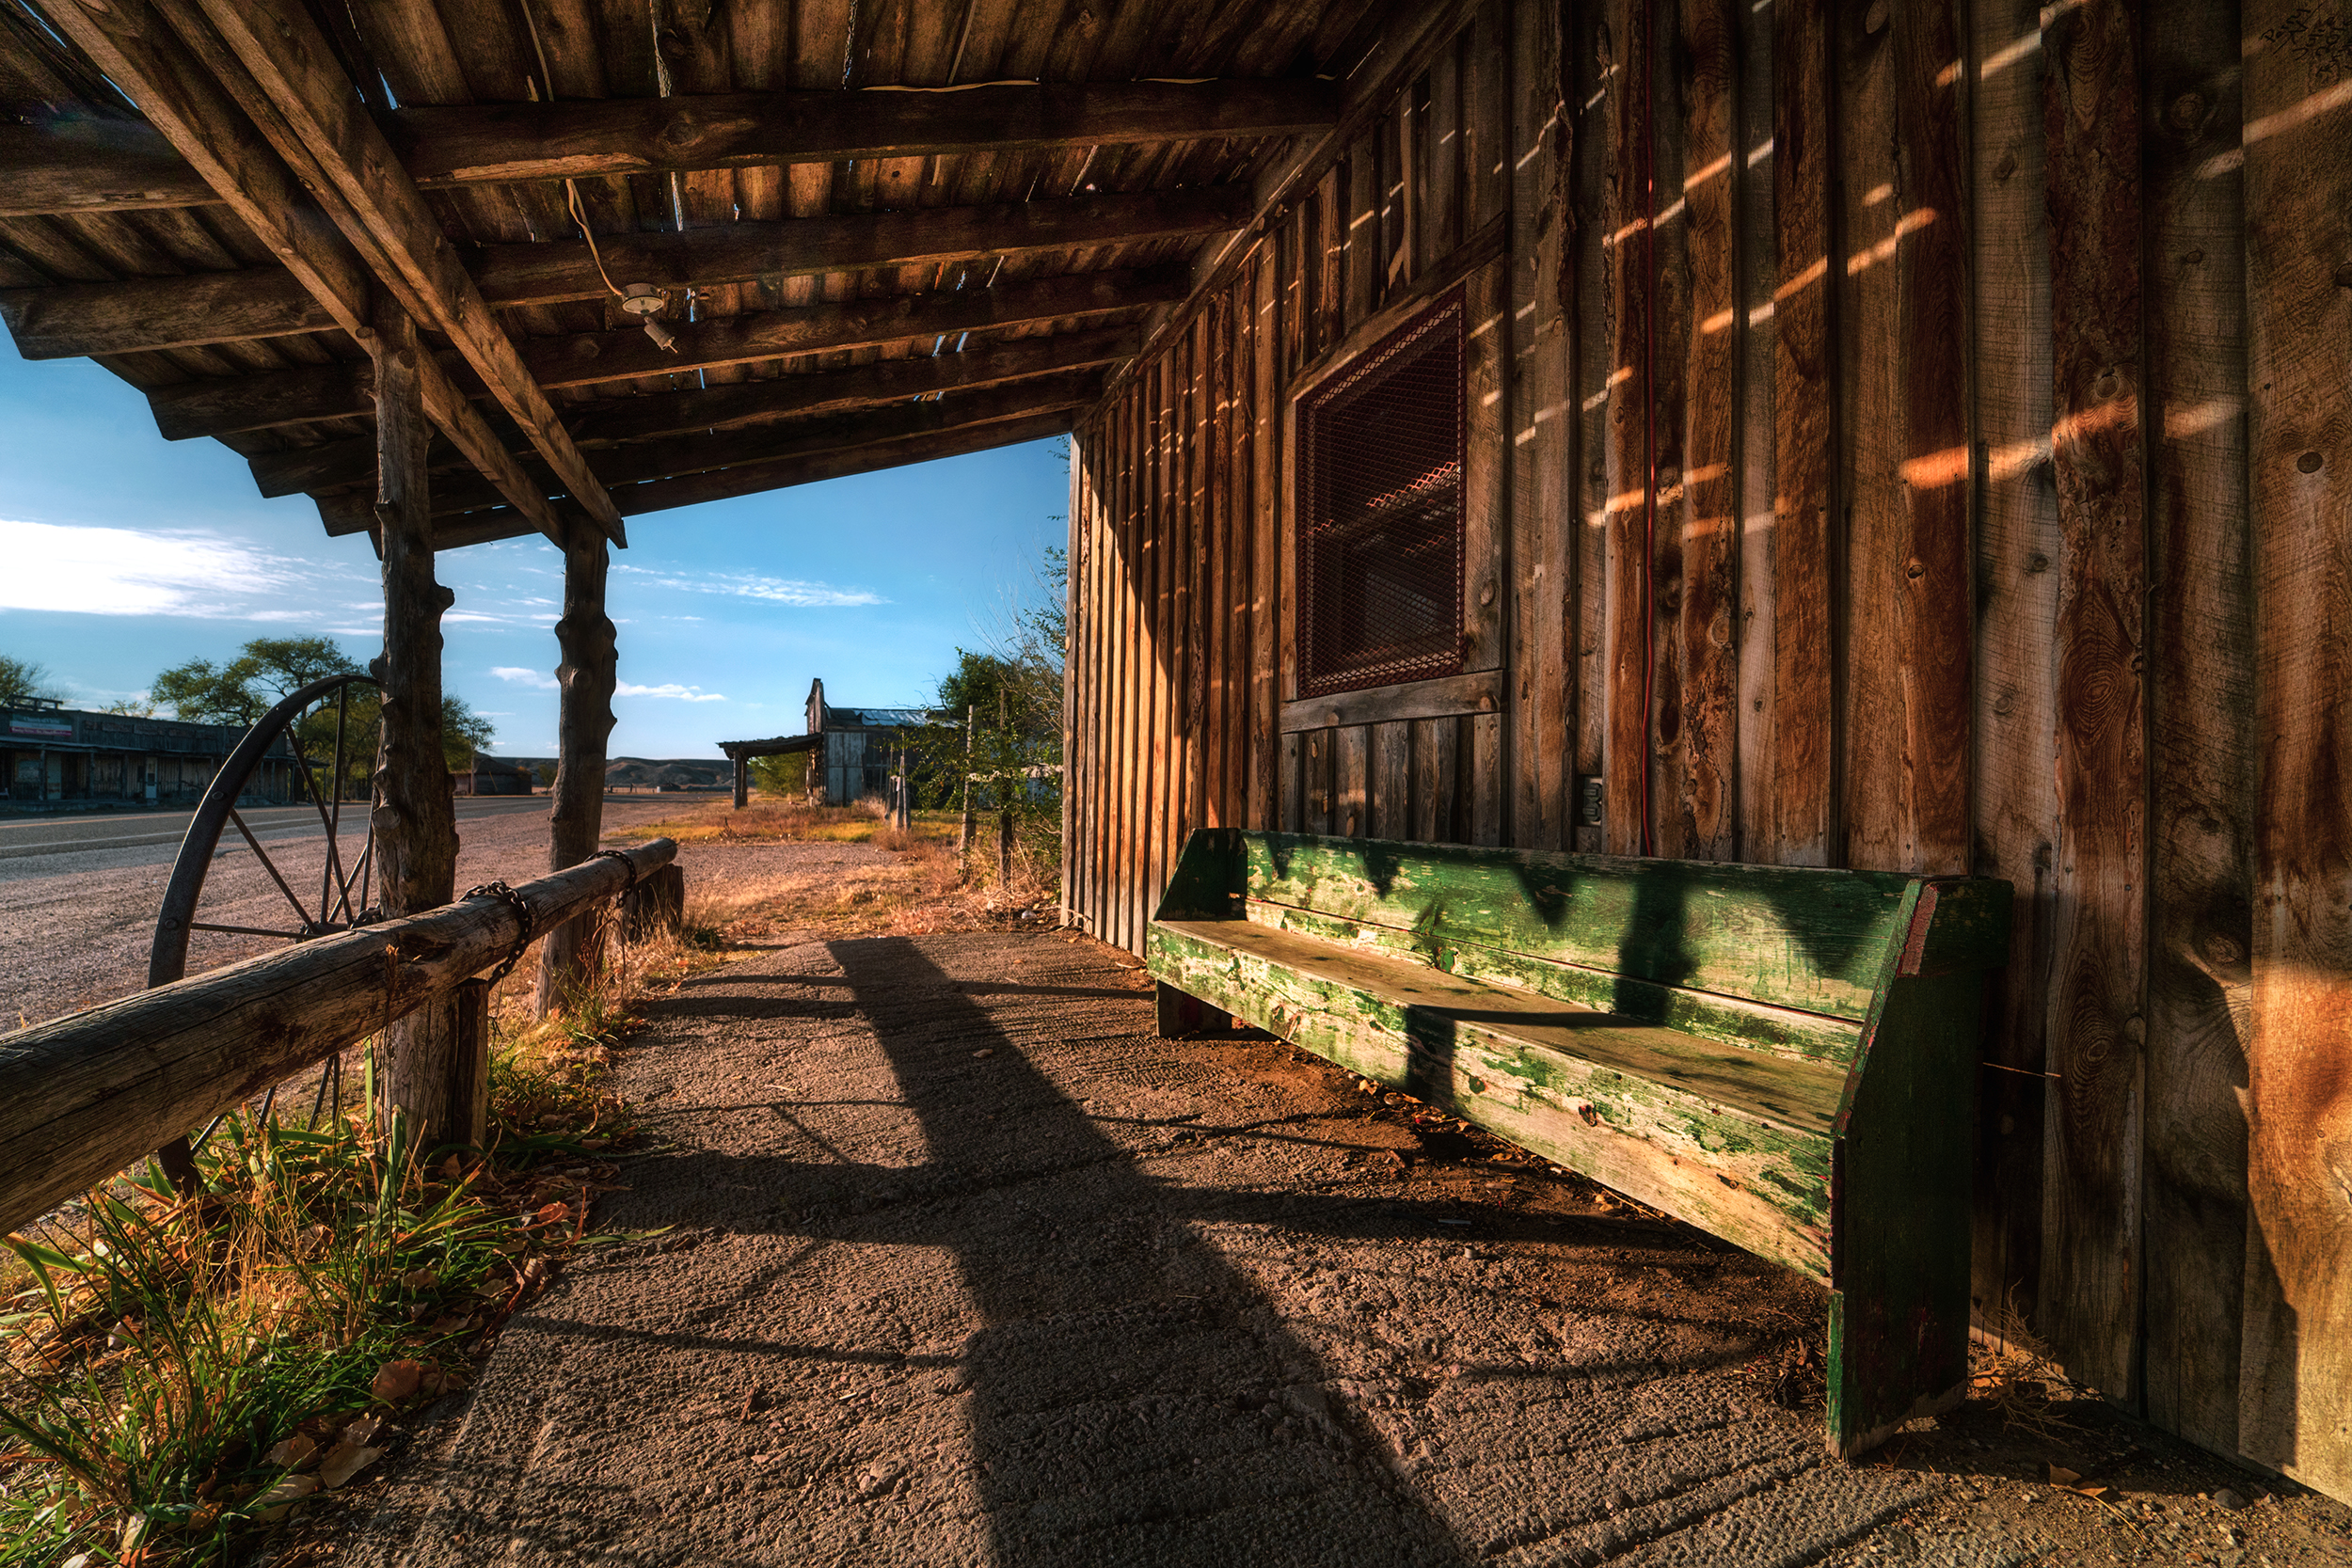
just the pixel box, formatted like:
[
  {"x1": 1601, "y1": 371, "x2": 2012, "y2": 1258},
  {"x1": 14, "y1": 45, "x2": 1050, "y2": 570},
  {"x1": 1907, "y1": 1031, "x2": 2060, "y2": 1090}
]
[{"x1": 1155, "y1": 831, "x2": 2010, "y2": 1069}]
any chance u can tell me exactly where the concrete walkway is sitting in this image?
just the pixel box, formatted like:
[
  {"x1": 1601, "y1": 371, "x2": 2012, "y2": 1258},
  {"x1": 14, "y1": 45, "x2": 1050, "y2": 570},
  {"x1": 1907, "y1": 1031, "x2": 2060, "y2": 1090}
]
[{"x1": 348, "y1": 930, "x2": 2062, "y2": 1567}]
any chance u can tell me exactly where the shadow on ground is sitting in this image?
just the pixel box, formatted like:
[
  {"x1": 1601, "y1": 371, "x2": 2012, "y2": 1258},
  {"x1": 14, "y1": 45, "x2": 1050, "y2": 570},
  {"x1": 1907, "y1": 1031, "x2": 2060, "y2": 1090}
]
[{"x1": 341, "y1": 929, "x2": 2092, "y2": 1568}]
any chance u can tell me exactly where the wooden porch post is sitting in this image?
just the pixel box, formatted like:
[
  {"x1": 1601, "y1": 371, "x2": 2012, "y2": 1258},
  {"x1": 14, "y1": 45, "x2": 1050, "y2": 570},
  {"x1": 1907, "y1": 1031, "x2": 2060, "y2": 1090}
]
[
  {"x1": 732, "y1": 753, "x2": 749, "y2": 809},
  {"x1": 369, "y1": 299, "x2": 465, "y2": 1148},
  {"x1": 535, "y1": 529, "x2": 618, "y2": 1015}
]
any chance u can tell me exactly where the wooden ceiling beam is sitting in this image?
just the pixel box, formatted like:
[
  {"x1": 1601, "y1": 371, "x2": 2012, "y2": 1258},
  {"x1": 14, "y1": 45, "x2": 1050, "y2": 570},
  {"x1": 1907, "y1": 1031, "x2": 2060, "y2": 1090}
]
[
  {"x1": 149, "y1": 266, "x2": 1181, "y2": 440},
  {"x1": 421, "y1": 410, "x2": 1079, "y2": 547},
  {"x1": 513, "y1": 266, "x2": 1181, "y2": 392},
  {"x1": 0, "y1": 119, "x2": 217, "y2": 216},
  {"x1": 1, "y1": 269, "x2": 332, "y2": 357},
  {"x1": 35, "y1": 0, "x2": 574, "y2": 548},
  {"x1": 249, "y1": 325, "x2": 1139, "y2": 499},
  {"x1": 3, "y1": 188, "x2": 1235, "y2": 361},
  {"x1": 469, "y1": 186, "x2": 1251, "y2": 309},
  {"x1": 177, "y1": 0, "x2": 624, "y2": 544},
  {"x1": 324, "y1": 372, "x2": 1103, "y2": 525},
  {"x1": 0, "y1": 79, "x2": 1334, "y2": 216},
  {"x1": 390, "y1": 79, "x2": 1339, "y2": 186},
  {"x1": 598, "y1": 409, "x2": 1081, "y2": 519}
]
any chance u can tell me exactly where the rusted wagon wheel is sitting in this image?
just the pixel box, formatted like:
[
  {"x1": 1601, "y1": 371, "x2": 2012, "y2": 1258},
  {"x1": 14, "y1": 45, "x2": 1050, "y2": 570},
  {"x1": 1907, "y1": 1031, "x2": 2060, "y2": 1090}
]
[{"x1": 151, "y1": 673, "x2": 381, "y2": 1188}]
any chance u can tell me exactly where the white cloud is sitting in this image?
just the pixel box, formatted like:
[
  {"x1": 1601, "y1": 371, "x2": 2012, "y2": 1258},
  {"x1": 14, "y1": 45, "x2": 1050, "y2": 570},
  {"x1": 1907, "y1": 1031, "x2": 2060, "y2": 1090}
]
[
  {"x1": 0, "y1": 518, "x2": 355, "y2": 617},
  {"x1": 616, "y1": 681, "x2": 726, "y2": 703},
  {"x1": 498, "y1": 666, "x2": 724, "y2": 702},
  {"x1": 612, "y1": 563, "x2": 884, "y2": 608}
]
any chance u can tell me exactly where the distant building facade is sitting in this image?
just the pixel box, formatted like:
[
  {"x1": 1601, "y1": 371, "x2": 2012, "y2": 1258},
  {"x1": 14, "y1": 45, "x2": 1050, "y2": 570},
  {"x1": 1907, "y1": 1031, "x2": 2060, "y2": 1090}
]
[
  {"x1": 1, "y1": 698, "x2": 297, "y2": 809},
  {"x1": 452, "y1": 754, "x2": 534, "y2": 797},
  {"x1": 805, "y1": 678, "x2": 933, "y2": 806}
]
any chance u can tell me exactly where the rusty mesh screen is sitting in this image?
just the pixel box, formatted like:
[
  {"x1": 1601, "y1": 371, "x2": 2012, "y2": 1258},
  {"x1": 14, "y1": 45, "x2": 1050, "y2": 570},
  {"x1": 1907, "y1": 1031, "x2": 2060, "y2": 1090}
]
[{"x1": 1295, "y1": 286, "x2": 1466, "y2": 698}]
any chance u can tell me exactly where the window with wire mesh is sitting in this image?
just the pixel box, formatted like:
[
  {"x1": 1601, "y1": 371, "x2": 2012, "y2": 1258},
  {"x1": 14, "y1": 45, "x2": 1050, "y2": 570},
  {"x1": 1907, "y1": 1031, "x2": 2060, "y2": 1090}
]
[{"x1": 1295, "y1": 287, "x2": 1467, "y2": 698}]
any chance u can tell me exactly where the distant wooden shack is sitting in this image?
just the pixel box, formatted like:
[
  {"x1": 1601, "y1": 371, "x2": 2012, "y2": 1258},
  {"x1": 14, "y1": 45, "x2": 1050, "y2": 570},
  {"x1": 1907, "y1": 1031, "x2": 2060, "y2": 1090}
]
[
  {"x1": 721, "y1": 679, "x2": 932, "y2": 809},
  {"x1": 451, "y1": 754, "x2": 533, "y2": 798}
]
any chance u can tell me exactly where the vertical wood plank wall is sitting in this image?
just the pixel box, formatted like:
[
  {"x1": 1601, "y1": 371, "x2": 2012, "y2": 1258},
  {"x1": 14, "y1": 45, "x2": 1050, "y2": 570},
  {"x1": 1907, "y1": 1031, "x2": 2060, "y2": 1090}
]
[{"x1": 1061, "y1": 0, "x2": 2349, "y2": 1498}]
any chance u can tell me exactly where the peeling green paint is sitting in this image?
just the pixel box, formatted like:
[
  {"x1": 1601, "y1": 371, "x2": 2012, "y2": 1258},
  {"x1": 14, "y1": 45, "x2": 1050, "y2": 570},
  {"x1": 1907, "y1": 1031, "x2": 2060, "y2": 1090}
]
[{"x1": 1148, "y1": 830, "x2": 2012, "y2": 1459}]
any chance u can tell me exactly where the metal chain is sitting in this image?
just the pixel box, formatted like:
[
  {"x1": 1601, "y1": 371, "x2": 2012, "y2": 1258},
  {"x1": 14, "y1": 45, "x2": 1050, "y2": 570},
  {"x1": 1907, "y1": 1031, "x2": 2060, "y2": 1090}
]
[
  {"x1": 587, "y1": 847, "x2": 641, "y2": 893},
  {"x1": 463, "y1": 880, "x2": 535, "y2": 985}
]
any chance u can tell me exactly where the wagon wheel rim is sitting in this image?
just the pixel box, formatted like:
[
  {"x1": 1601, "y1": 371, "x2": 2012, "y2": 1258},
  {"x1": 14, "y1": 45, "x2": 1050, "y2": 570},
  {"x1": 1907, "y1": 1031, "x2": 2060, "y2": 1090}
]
[{"x1": 149, "y1": 673, "x2": 382, "y2": 1180}]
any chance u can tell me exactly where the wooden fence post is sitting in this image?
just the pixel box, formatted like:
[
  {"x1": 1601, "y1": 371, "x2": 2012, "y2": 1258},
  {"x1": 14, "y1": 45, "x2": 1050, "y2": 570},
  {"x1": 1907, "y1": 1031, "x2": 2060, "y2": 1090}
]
[
  {"x1": 623, "y1": 863, "x2": 685, "y2": 942},
  {"x1": 732, "y1": 753, "x2": 748, "y2": 810},
  {"x1": 960, "y1": 704, "x2": 976, "y2": 853},
  {"x1": 536, "y1": 530, "x2": 617, "y2": 1016},
  {"x1": 369, "y1": 298, "x2": 463, "y2": 1149},
  {"x1": 451, "y1": 978, "x2": 491, "y2": 1151}
]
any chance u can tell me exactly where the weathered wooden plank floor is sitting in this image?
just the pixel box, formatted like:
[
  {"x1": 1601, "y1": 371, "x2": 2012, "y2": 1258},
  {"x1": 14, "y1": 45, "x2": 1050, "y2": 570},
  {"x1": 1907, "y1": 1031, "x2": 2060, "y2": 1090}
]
[{"x1": 335, "y1": 929, "x2": 2180, "y2": 1566}]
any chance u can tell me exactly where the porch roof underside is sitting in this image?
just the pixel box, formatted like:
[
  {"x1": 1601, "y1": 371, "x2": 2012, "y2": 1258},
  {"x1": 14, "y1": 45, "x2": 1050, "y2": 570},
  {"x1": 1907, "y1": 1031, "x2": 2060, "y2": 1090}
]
[
  {"x1": 720, "y1": 734, "x2": 821, "y2": 760},
  {"x1": 0, "y1": 0, "x2": 1430, "y2": 551}
]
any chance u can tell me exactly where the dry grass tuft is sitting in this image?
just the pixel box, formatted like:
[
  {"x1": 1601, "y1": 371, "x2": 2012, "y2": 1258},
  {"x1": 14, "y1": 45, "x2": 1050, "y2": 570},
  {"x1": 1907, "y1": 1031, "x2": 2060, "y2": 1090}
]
[
  {"x1": 607, "y1": 796, "x2": 955, "y2": 849},
  {"x1": 0, "y1": 923, "x2": 697, "y2": 1567},
  {"x1": 1969, "y1": 1289, "x2": 2087, "y2": 1438}
]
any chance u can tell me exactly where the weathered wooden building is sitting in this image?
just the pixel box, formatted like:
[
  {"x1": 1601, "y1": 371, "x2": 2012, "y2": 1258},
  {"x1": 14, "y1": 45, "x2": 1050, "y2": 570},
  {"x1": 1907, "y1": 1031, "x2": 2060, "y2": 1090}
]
[
  {"x1": 1055, "y1": 0, "x2": 2352, "y2": 1503},
  {"x1": 0, "y1": 0, "x2": 2343, "y2": 1506},
  {"x1": 2, "y1": 697, "x2": 297, "y2": 806},
  {"x1": 802, "y1": 677, "x2": 933, "y2": 806}
]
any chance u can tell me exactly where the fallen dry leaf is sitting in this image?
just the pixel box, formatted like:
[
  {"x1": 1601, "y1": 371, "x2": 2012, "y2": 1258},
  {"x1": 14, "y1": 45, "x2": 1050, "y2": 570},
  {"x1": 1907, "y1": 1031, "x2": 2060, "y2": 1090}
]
[
  {"x1": 263, "y1": 1433, "x2": 317, "y2": 1470},
  {"x1": 317, "y1": 1441, "x2": 384, "y2": 1489},
  {"x1": 251, "y1": 1473, "x2": 319, "y2": 1522},
  {"x1": 371, "y1": 1358, "x2": 424, "y2": 1402},
  {"x1": 341, "y1": 1415, "x2": 384, "y2": 1448},
  {"x1": 400, "y1": 1267, "x2": 437, "y2": 1291},
  {"x1": 2044, "y1": 1463, "x2": 2081, "y2": 1486},
  {"x1": 421, "y1": 1366, "x2": 470, "y2": 1396},
  {"x1": 438, "y1": 1153, "x2": 464, "y2": 1180}
]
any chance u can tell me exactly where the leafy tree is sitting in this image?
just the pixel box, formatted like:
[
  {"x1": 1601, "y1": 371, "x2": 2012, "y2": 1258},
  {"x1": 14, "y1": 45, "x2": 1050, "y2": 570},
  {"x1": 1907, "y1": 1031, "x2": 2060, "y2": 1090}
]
[
  {"x1": 102, "y1": 696, "x2": 156, "y2": 717},
  {"x1": 152, "y1": 636, "x2": 361, "y2": 727},
  {"x1": 440, "y1": 694, "x2": 496, "y2": 769},
  {"x1": 750, "y1": 750, "x2": 807, "y2": 798},
  {"x1": 0, "y1": 654, "x2": 58, "y2": 706},
  {"x1": 898, "y1": 534, "x2": 1072, "y2": 883},
  {"x1": 150, "y1": 637, "x2": 496, "y2": 792}
]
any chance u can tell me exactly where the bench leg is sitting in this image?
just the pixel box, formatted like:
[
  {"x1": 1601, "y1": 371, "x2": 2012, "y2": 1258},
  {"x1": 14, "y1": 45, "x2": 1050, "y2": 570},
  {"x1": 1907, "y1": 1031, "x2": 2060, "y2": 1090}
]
[
  {"x1": 1823, "y1": 972, "x2": 1979, "y2": 1458},
  {"x1": 1154, "y1": 982, "x2": 1231, "y2": 1037}
]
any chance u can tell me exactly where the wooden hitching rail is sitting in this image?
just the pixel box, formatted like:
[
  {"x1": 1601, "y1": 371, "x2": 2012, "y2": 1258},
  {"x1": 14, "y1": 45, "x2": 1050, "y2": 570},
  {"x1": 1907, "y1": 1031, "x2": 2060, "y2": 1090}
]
[{"x1": 0, "y1": 838, "x2": 678, "y2": 1238}]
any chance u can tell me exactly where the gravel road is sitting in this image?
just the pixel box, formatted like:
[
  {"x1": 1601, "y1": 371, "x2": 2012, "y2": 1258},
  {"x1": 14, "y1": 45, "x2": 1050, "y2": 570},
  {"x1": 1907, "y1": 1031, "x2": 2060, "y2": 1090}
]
[{"x1": 0, "y1": 796, "x2": 687, "y2": 1032}]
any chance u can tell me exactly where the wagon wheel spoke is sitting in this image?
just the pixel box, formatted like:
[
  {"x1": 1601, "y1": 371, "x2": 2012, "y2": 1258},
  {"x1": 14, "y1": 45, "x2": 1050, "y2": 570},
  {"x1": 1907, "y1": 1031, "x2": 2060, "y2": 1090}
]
[
  {"x1": 227, "y1": 808, "x2": 316, "y2": 932},
  {"x1": 326, "y1": 688, "x2": 351, "y2": 914},
  {"x1": 293, "y1": 744, "x2": 357, "y2": 929},
  {"x1": 188, "y1": 920, "x2": 309, "y2": 939},
  {"x1": 329, "y1": 803, "x2": 375, "y2": 927},
  {"x1": 352, "y1": 826, "x2": 375, "y2": 917}
]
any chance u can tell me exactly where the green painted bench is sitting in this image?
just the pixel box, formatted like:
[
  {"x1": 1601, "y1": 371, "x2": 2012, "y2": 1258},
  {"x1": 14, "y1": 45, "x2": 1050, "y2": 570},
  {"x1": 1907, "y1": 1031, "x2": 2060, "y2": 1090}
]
[{"x1": 1144, "y1": 829, "x2": 2010, "y2": 1458}]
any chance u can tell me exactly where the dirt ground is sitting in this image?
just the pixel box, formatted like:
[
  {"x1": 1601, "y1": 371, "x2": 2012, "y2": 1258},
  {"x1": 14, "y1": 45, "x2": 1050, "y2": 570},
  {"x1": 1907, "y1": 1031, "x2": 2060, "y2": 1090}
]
[{"x1": 320, "y1": 835, "x2": 2352, "y2": 1567}]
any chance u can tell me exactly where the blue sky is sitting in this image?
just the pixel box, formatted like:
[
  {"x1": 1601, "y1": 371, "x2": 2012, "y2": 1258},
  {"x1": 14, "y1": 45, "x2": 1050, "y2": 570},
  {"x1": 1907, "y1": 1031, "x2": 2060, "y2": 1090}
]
[{"x1": 0, "y1": 338, "x2": 1069, "y2": 758}]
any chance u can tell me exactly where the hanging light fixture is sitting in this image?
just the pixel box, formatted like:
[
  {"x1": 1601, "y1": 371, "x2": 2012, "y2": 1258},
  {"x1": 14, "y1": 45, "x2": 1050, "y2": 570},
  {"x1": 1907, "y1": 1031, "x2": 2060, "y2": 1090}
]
[{"x1": 618, "y1": 283, "x2": 677, "y2": 353}]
